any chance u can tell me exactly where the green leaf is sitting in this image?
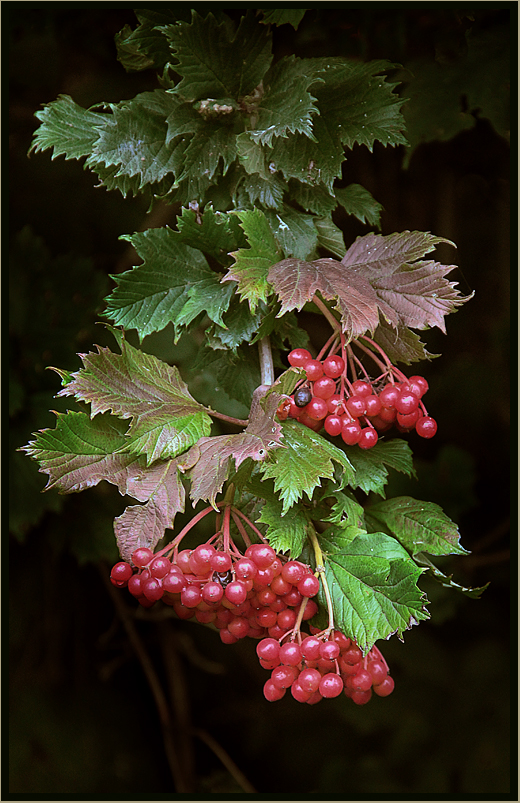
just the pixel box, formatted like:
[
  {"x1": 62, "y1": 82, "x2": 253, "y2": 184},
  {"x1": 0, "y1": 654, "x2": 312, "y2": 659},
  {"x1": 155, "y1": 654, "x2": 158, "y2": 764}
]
[
  {"x1": 414, "y1": 553, "x2": 489, "y2": 600},
  {"x1": 20, "y1": 411, "x2": 134, "y2": 493},
  {"x1": 365, "y1": 497, "x2": 469, "y2": 558},
  {"x1": 317, "y1": 528, "x2": 429, "y2": 653},
  {"x1": 372, "y1": 317, "x2": 439, "y2": 365},
  {"x1": 206, "y1": 297, "x2": 264, "y2": 353},
  {"x1": 313, "y1": 216, "x2": 346, "y2": 258},
  {"x1": 259, "y1": 419, "x2": 355, "y2": 514},
  {"x1": 29, "y1": 94, "x2": 102, "y2": 161},
  {"x1": 236, "y1": 133, "x2": 270, "y2": 178},
  {"x1": 322, "y1": 490, "x2": 366, "y2": 531},
  {"x1": 335, "y1": 184, "x2": 383, "y2": 229},
  {"x1": 192, "y1": 343, "x2": 261, "y2": 408},
  {"x1": 242, "y1": 173, "x2": 287, "y2": 209},
  {"x1": 177, "y1": 117, "x2": 240, "y2": 184},
  {"x1": 269, "y1": 128, "x2": 343, "y2": 192},
  {"x1": 160, "y1": 11, "x2": 273, "y2": 100},
  {"x1": 259, "y1": 9, "x2": 307, "y2": 29},
  {"x1": 87, "y1": 92, "x2": 183, "y2": 191},
  {"x1": 114, "y1": 9, "x2": 178, "y2": 73},
  {"x1": 222, "y1": 209, "x2": 282, "y2": 313},
  {"x1": 288, "y1": 181, "x2": 337, "y2": 215},
  {"x1": 258, "y1": 497, "x2": 310, "y2": 557},
  {"x1": 344, "y1": 439, "x2": 416, "y2": 496},
  {"x1": 57, "y1": 331, "x2": 212, "y2": 464},
  {"x1": 265, "y1": 206, "x2": 319, "y2": 259},
  {"x1": 249, "y1": 55, "x2": 322, "y2": 146},
  {"x1": 176, "y1": 207, "x2": 246, "y2": 265},
  {"x1": 104, "y1": 227, "x2": 234, "y2": 339}
]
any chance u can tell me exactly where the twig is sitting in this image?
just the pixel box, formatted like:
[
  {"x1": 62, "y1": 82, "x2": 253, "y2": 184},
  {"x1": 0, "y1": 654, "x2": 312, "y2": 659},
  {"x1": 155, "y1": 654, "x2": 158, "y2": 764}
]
[
  {"x1": 258, "y1": 336, "x2": 275, "y2": 386},
  {"x1": 193, "y1": 728, "x2": 257, "y2": 793},
  {"x1": 99, "y1": 564, "x2": 192, "y2": 792}
]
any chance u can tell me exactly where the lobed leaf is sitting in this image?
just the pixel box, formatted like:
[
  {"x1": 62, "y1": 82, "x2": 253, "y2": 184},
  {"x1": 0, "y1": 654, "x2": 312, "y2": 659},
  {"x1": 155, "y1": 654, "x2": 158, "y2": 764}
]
[
  {"x1": 159, "y1": 11, "x2": 273, "y2": 100},
  {"x1": 316, "y1": 528, "x2": 429, "y2": 653},
  {"x1": 343, "y1": 439, "x2": 416, "y2": 496},
  {"x1": 29, "y1": 94, "x2": 102, "y2": 161},
  {"x1": 105, "y1": 227, "x2": 234, "y2": 339},
  {"x1": 249, "y1": 55, "x2": 322, "y2": 146},
  {"x1": 259, "y1": 498, "x2": 310, "y2": 557},
  {"x1": 265, "y1": 206, "x2": 319, "y2": 259},
  {"x1": 335, "y1": 184, "x2": 383, "y2": 229},
  {"x1": 222, "y1": 209, "x2": 282, "y2": 313},
  {"x1": 187, "y1": 387, "x2": 285, "y2": 507},
  {"x1": 57, "y1": 331, "x2": 212, "y2": 464},
  {"x1": 372, "y1": 317, "x2": 439, "y2": 365},
  {"x1": 364, "y1": 496, "x2": 469, "y2": 558},
  {"x1": 20, "y1": 411, "x2": 135, "y2": 493},
  {"x1": 259, "y1": 9, "x2": 307, "y2": 29},
  {"x1": 259, "y1": 419, "x2": 355, "y2": 514}
]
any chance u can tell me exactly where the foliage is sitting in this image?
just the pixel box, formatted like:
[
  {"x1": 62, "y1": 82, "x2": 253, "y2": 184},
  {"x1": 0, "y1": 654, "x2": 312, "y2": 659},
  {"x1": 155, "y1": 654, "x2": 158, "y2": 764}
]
[{"x1": 21, "y1": 7, "x2": 482, "y2": 662}]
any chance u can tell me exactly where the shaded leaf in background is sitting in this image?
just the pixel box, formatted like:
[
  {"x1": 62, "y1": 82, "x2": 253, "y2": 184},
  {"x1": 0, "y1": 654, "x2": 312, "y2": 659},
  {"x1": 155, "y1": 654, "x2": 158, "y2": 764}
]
[
  {"x1": 335, "y1": 184, "x2": 384, "y2": 229},
  {"x1": 259, "y1": 8, "x2": 307, "y2": 29}
]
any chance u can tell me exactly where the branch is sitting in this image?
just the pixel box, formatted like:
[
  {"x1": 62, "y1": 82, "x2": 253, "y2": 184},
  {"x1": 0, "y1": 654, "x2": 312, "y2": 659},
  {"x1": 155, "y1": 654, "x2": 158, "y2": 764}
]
[{"x1": 258, "y1": 336, "x2": 275, "y2": 386}]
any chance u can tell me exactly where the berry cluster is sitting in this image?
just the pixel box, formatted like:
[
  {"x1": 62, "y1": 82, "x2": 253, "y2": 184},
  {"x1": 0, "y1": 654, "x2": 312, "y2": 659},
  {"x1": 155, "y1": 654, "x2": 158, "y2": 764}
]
[
  {"x1": 277, "y1": 346, "x2": 437, "y2": 448},
  {"x1": 257, "y1": 628, "x2": 394, "y2": 705},
  {"x1": 110, "y1": 544, "x2": 320, "y2": 645}
]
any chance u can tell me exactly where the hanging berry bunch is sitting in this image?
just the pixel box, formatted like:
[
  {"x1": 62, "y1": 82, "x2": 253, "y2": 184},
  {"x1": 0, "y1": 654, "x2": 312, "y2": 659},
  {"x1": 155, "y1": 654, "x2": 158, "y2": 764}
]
[
  {"x1": 278, "y1": 338, "x2": 437, "y2": 448},
  {"x1": 21, "y1": 8, "x2": 486, "y2": 721}
]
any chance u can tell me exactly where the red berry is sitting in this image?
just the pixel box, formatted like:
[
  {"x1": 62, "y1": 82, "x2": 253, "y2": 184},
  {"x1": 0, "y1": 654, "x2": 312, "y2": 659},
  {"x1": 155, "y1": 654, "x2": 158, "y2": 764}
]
[
  {"x1": 345, "y1": 395, "x2": 367, "y2": 418},
  {"x1": 408, "y1": 375, "x2": 429, "y2": 397},
  {"x1": 263, "y1": 679, "x2": 286, "y2": 701},
  {"x1": 350, "y1": 688, "x2": 372, "y2": 705},
  {"x1": 176, "y1": 549, "x2": 192, "y2": 573},
  {"x1": 304, "y1": 359, "x2": 324, "y2": 381},
  {"x1": 180, "y1": 585, "x2": 203, "y2": 608},
  {"x1": 291, "y1": 681, "x2": 312, "y2": 703},
  {"x1": 322, "y1": 355, "x2": 345, "y2": 378},
  {"x1": 394, "y1": 390, "x2": 419, "y2": 414},
  {"x1": 416, "y1": 416, "x2": 437, "y2": 438},
  {"x1": 234, "y1": 557, "x2": 258, "y2": 581},
  {"x1": 323, "y1": 414, "x2": 343, "y2": 437},
  {"x1": 110, "y1": 561, "x2": 133, "y2": 583},
  {"x1": 287, "y1": 348, "x2": 312, "y2": 367},
  {"x1": 281, "y1": 560, "x2": 306, "y2": 585},
  {"x1": 279, "y1": 642, "x2": 302, "y2": 666},
  {"x1": 327, "y1": 394, "x2": 345, "y2": 414},
  {"x1": 341, "y1": 420, "x2": 362, "y2": 445},
  {"x1": 351, "y1": 379, "x2": 372, "y2": 397},
  {"x1": 132, "y1": 548, "x2": 154, "y2": 568},
  {"x1": 367, "y1": 660, "x2": 387, "y2": 685},
  {"x1": 228, "y1": 617, "x2": 250, "y2": 639},
  {"x1": 162, "y1": 570, "x2": 186, "y2": 594},
  {"x1": 297, "y1": 574, "x2": 320, "y2": 597},
  {"x1": 270, "y1": 574, "x2": 292, "y2": 595},
  {"x1": 277, "y1": 608, "x2": 297, "y2": 630},
  {"x1": 396, "y1": 409, "x2": 422, "y2": 428},
  {"x1": 127, "y1": 574, "x2": 144, "y2": 597},
  {"x1": 298, "y1": 667, "x2": 322, "y2": 693},
  {"x1": 358, "y1": 428, "x2": 378, "y2": 449},
  {"x1": 245, "y1": 543, "x2": 276, "y2": 569},
  {"x1": 343, "y1": 645, "x2": 363, "y2": 664},
  {"x1": 378, "y1": 406, "x2": 397, "y2": 423},
  {"x1": 348, "y1": 669, "x2": 373, "y2": 691},
  {"x1": 202, "y1": 581, "x2": 224, "y2": 603},
  {"x1": 142, "y1": 577, "x2": 164, "y2": 601},
  {"x1": 319, "y1": 673, "x2": 344, "y2": 698},
  {"x1": 210, "y1": 551, "x2": 232, "y2": 572},
  {"x1": 224, "y1": 581, "x2": 248, "y2": 605},
  {"x1": 150, "y1": 556, "x2": 171, "y2": 579},
  {"x1": 301, "y1": 636, "x2": 322, "y2": 661},
  {"x1": 364, "y1": 394, "x2": 382, "y2": 417},
  {"x1": 298, "y1": 412, "x2": 323, "y2": 431},
  {"x1": 312, "y1": 376, "x2": 337, "y2": 399},
  {"x1": 379, "y1": 384, "x2": 399, "y2": 408},
  {"x1": 271, "y1": 664, "x2": 299, "y2": 689},
  {"x1": 373, "y1": 676, "x2": 395, "y2": 696},
  {"x1": 319, "y1": 640, "x2": 340, "y2": 660},
  {"x1": 302, "y1": 599, "x2": 318, "y2": 620},
  {"x1": 304, "y1": 396, "x2": 329, "y2": 420}
]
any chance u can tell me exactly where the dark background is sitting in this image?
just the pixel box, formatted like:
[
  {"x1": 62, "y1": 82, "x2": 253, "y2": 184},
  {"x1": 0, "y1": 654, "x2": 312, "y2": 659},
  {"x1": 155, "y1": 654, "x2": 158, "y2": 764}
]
[{"x1": 8, "y1": 5, "x2": 513, "y2": 796}]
